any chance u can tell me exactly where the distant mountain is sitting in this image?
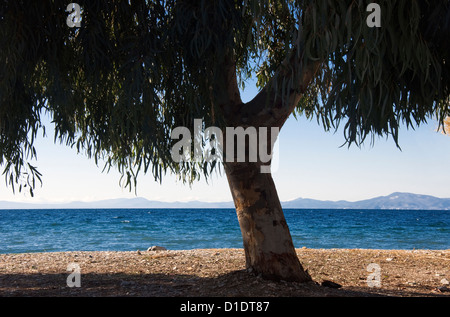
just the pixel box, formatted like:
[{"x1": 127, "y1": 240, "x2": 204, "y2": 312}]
[
  {"x1": 0, "y1": 197, "x2": 234, "y2": 209},
  {"x1": 0, "y1": 192, "x2": 449, "y2": 210},
  {"x1": 282, "y1": 192, "x2": 450, "y2": 210}
]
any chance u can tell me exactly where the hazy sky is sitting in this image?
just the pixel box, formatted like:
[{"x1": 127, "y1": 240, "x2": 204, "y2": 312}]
[{"x1": 1, "y1": 81, "x2": 450, "y2": 204}]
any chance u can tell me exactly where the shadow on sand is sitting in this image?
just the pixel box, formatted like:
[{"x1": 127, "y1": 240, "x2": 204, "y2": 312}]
[{"x1": 0, "y1": 269, "x2": 445, "y2": 298}]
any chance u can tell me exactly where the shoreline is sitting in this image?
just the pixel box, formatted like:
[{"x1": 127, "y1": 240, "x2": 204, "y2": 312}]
[
  {"x1": 2, "y1": 244, "x2": 450, "y2": 254},
  {"x1": 0, "y1": 248, "x2": 449, "y2": 297},
  {"x1": 2, "y1": 246, "x2": 450, "y2": 254}
]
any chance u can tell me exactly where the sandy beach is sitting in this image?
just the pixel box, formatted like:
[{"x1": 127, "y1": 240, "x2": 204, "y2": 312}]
[{"x1": 0, "y1": 248, "x2": 449, "y2": 297}]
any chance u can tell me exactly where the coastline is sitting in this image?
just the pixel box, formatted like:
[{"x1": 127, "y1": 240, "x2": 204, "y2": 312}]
[{"x1": 0, "y1": 248, "x2": 449, "y2": 297}]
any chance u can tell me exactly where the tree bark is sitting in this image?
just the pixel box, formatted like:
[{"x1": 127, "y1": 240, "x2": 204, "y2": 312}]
[{"x1": 224, "y1": 161, "x2": 311, "y2": 282}]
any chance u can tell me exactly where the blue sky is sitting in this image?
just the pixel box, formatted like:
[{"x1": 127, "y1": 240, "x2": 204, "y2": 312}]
[{"x1": 1, "y1": 82, "x2": 450, "y2": 204}]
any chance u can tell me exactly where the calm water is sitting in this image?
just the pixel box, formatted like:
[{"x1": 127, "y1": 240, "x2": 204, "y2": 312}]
[{"x1": 0, "y1": 209, "x2": 449, "y2": 253}]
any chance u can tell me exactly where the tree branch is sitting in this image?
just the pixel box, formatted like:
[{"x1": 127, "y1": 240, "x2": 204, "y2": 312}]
[{"x1": 224, "y1": 49, "x2": 321, "y2": 128}]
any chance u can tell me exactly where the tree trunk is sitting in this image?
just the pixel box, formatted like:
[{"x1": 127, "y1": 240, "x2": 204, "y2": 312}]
[
  {"x1": 224, "y1": 161, "x2": 311, "y2": 282},
  {"x1": 215, "y1": 50, "x2": 321, "y2": 283}
]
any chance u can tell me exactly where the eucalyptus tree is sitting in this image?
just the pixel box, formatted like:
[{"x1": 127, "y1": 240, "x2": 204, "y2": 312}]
[{"x1": 1, "y1": 0, "x2": 449, "y2": 282}]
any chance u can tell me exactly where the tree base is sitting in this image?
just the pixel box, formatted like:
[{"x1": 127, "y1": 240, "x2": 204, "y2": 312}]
[{"x1": 245, "y1": 251, "x2": 312, "y2": 283}]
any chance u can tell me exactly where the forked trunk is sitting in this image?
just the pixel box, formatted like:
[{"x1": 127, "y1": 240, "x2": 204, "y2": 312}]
[
  {"x1": 224, "y1": 161, "x2": 311, "y2": 282},
  {"x1": 216, "y1": 50, "x2": 321, "y2": 283}
]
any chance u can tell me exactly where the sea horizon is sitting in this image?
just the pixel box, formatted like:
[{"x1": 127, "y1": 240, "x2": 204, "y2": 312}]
[{"x1": 2, "y1": 192, "x2": 450, "y2": 210}]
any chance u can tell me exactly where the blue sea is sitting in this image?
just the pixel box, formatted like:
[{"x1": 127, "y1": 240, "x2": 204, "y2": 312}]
[{"x1": 0, "y1": 209, "x2": 449, "y2": 254}]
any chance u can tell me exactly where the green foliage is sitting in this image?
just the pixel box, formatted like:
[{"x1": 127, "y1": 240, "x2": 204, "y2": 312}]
[
  {"x1": 0, "y1": 0, "x2": 449, "y2": 194},
  {"x1": 296, "y1": 0, "x2": 450, "y2": 146}
]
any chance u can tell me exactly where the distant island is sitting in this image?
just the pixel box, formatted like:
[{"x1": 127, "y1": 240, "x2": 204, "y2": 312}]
[
  {"x1": 282, "y1": 192, "x2": 450, "y2": 210},
  {"x1": 1, "y1": 192, "x2": 449, "y2": 210}
]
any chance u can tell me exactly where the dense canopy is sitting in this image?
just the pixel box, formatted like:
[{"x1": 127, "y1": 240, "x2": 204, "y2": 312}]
[{"x1": 1, "y1": 0, "x2": 449, "y2": 195}]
